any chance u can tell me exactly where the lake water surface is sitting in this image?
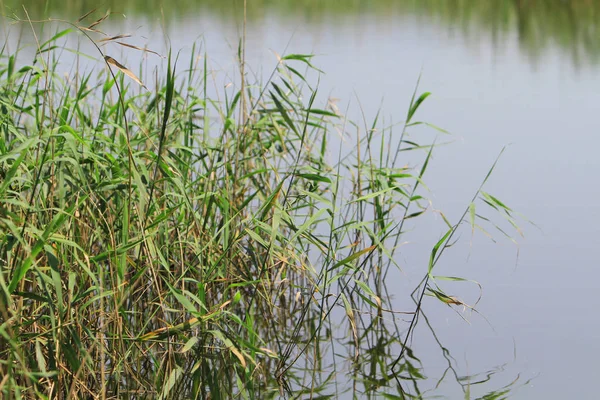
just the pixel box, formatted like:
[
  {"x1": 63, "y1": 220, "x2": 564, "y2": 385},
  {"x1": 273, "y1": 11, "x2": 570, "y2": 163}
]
[{"x1": 2, "y1": 1, "x2": 599, "y2": 398}]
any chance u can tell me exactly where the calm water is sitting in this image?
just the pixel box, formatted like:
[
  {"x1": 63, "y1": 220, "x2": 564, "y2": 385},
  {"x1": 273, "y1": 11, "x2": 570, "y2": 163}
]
[{"x1": 3, "y1": 2, "x2": 600, "y2": 398}]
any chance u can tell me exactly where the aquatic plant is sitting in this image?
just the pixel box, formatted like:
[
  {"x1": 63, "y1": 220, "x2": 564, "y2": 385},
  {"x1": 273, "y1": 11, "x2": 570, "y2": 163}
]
[{"x1": 0, "y1": 8, "x2": 526, "y2": 399}]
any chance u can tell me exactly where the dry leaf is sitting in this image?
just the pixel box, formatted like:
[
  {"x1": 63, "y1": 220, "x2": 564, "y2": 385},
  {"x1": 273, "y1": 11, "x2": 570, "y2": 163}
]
[
  {"x1": 116, "y1": 41, "x2": 163, "y2": 58},
  {"x1": 219, "y1": 300, "x2": 232, "y2": 310},
  {"x1": 98, "y1": 34, "x2": 132, "y2": 43},
  {"x1": 79, "y1": 27, "x2": 107, "y2": 36},
  {"x1": 374, "y1": 295, "x2": 382, "y2": 309},
  {"x1": 228, "y1": 345, "x2": 247, "y2": 368},
  {"x1": 88, "y1": 9, "x2": 110, "y2": 30},
  {"x1": 76, "y1": 8, "x2": 97, "y2": 24},
  {"x1": 258, "y1": 347, "x2": 277, "y2": 357},
  {"x1": 104, "y1": 55, "x2": 147, "y2": 90}
]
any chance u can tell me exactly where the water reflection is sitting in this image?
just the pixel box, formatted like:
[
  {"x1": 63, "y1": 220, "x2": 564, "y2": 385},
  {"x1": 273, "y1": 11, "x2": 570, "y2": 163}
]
[{"x1": 3, "y1": 0, "x2": 600, "y2": 66}]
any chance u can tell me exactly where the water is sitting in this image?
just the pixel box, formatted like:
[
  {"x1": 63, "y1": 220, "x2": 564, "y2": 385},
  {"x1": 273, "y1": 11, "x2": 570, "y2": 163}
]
[{"x1": 3, "y1": 2, "x2": 600, "y2": 398}]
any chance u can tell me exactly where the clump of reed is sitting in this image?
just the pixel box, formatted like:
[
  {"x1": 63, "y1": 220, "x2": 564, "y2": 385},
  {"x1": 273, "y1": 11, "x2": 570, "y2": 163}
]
[{"x1": 0, "y1": 9, "x2": 526, "y2": 400}]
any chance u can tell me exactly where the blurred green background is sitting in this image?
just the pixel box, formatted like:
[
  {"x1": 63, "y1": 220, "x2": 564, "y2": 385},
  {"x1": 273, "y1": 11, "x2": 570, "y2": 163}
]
[{"x1": 3, "y1": 0, "x2": 600, "y2": 64}]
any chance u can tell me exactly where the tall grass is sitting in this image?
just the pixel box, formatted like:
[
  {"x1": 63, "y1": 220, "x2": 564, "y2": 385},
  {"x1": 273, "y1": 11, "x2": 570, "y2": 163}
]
[{"x1": 0, "y1": 9, "x2": 526, "y2": 399}]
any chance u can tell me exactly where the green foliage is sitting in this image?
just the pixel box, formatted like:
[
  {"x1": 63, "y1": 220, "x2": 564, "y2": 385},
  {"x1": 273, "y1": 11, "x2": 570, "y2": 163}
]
[{"x1": 0, "y1": 10, "x2": 527, "y2": 400}]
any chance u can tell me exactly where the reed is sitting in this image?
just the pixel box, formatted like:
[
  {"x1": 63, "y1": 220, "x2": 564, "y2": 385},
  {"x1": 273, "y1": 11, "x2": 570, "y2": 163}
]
[{"x1": 0, "y1": 9, "x2": 526, "y2": 399}]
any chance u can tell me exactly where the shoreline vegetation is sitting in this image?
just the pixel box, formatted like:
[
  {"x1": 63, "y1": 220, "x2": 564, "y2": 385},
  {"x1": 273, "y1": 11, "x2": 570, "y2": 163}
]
[
  {"x1": 2, "y1": 0, "x2": 600, "y2": 67},
  {"x1": 0, "y1": 8, "x2": 526, "y2": 399}
]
